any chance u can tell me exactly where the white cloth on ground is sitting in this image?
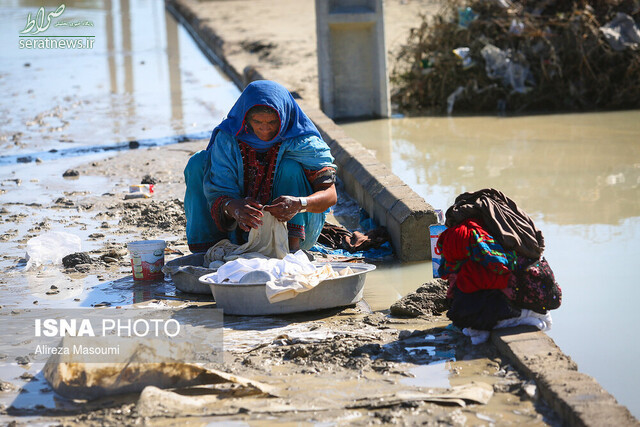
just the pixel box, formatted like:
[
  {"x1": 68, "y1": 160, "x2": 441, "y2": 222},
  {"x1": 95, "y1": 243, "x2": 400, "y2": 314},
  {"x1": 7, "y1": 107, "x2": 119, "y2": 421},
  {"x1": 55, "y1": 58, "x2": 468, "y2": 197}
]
[
  {"x1": 206, "y1": 250, "x2": 341, "y2": 303},
  {"x1": 462, "y1": 309, "x2": 552, "y2": 345},
  {"x1": 203, "y1": 211, "x2": 289, "y2": 267}
]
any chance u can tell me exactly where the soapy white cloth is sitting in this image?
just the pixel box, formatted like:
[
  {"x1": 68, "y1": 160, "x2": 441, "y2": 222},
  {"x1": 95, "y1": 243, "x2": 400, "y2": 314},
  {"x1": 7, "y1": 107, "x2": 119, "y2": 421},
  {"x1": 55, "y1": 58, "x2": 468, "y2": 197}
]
[
  {"x1": 205, "y1": 250, "x2": 343, "y2": 303},
  {"x1": 204, "y1": 211, "x2": 289, "y2": 266},
  {"x1": 462, "y1": 309, "x2": 552, "y2": 345}
]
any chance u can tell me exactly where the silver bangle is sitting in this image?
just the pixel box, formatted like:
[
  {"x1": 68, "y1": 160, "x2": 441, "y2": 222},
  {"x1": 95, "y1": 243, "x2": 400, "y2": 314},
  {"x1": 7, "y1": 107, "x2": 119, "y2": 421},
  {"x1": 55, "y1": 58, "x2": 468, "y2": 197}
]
[
  {"x1": 223, "y1": 198, "x2": 233, "y2": 216},
  {"x1": 299, "y1": 197, "x2": 308, "y2": 213}
]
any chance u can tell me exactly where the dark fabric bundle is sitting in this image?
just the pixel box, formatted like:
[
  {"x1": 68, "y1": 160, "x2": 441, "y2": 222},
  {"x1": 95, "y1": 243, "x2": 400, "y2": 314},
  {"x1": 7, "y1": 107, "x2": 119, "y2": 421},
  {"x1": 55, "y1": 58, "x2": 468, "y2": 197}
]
[
  {"x1": 317, "y1": 222, "x2": 390, "y2": 253},
  {"x1": 445, "y1": 188, "x2": 545, "y2": 259}
]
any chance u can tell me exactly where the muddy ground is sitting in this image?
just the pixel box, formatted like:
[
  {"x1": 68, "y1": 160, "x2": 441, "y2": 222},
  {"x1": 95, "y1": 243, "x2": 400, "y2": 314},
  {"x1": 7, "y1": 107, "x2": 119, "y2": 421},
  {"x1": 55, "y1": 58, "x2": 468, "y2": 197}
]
[{"x1": 0, "y1": 142, "x2": 560, "y2": 425}]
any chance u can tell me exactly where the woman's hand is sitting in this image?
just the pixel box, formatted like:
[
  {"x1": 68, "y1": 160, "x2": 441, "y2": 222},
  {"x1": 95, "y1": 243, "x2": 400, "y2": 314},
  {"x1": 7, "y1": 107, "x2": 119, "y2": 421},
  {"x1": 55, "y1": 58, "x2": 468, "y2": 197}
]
[
  {"x1": 264, "y1": 184, "x2": 337, "y2": 223},
  {"x1": 263, "y1": 196, "x2": 302, "y2": 222},
  {"x1": 225, "y1": 197, "x2": 264, "y2": 232}
]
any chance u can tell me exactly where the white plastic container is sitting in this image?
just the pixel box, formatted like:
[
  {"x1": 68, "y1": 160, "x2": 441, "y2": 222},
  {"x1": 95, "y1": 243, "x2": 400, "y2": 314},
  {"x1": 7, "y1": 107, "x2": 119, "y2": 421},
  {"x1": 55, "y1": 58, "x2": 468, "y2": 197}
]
[{"x1": 127, "y1": 240, "x2": 166, "y2": 281}]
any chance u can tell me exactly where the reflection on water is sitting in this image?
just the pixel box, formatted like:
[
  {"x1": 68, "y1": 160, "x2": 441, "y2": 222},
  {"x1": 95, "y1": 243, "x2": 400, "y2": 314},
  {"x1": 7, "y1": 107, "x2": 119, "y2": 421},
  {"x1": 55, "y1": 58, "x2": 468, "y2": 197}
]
[
  {"x1": 342, "y1": 111, "x2": 640, "y2": 418},
  {"x1": 0, "y1": 0, "x2": 239, "y2": 157},
  {"x1": 401, "y1": 360, "x2": 452, "y2": 389},
  {"x1": 343, "y1": 112, "x2": 640, "y2": 225}
]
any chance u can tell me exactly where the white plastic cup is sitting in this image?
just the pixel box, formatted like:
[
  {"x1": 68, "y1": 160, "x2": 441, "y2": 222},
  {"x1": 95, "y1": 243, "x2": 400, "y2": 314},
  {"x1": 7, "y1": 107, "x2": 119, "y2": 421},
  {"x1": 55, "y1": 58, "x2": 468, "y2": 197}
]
[{"x1": 127, "y1": 240, "x2": 166, "y2": 281}]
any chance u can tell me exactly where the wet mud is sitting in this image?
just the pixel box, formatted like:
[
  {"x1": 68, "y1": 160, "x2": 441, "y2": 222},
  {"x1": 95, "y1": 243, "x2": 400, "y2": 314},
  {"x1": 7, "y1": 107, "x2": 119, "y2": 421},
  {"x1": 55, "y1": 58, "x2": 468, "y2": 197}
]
[
  {"x1": 0, "y1": 144, "x2": 561, "y2": 425},
  {"x1": 390, "y1": 279, "x2": 450, "y2": 318}
]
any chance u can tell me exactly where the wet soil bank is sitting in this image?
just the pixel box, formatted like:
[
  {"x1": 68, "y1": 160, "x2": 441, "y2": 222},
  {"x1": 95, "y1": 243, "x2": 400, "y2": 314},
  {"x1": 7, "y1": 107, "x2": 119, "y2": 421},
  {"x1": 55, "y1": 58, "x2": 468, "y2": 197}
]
[{"x1": 2, "y1": 143, "x2": 559, "y2": 425}]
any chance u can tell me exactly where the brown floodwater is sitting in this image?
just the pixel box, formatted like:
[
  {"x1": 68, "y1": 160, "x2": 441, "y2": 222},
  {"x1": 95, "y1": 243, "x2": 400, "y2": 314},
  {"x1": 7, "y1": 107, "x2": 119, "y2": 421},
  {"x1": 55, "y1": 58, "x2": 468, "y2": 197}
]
[
  {"x1": 0, "y1": 0, "x2": 238, "y2": 160},
  {"x1": 341, "y1": 111, "x2": 640, "y2": 419}
]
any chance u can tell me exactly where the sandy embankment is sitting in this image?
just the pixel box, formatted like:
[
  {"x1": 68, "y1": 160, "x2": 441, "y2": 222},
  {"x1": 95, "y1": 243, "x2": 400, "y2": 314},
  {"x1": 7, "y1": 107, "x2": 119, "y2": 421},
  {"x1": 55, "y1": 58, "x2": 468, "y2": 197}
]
[{"x1": 170, "y1": 0, "x2": 441, "y2": 107}]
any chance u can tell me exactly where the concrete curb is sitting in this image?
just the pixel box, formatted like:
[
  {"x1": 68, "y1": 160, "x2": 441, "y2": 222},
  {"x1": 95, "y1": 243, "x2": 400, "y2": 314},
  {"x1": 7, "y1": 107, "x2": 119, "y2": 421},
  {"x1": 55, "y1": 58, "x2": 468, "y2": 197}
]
[
  {"x1": 492, "y1": 326, "x2": 639, "y2": 426},
  {"x1": 165, "y1": 0, "x2": 437, "y2": 262}
]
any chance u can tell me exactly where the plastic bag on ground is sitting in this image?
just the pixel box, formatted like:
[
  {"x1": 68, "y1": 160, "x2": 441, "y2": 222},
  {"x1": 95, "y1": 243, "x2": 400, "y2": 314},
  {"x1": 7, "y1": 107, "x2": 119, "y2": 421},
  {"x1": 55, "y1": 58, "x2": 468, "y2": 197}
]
[
  {"x1": 25, "y1": 231, "x2": 81, "y2": 270},
  {"x1": 480, "y1": 44, "x2": 533, "y2": 94},
  {"x1": 599, "y1": 13, "x2": 640, "y2": 51}
]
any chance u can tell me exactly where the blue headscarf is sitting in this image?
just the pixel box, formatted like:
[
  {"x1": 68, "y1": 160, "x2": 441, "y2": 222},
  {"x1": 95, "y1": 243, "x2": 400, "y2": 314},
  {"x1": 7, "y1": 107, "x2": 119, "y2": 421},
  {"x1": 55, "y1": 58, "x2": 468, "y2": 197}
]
[{"x1": 207, "y1": 80, "x2": 322, "y2": 152}]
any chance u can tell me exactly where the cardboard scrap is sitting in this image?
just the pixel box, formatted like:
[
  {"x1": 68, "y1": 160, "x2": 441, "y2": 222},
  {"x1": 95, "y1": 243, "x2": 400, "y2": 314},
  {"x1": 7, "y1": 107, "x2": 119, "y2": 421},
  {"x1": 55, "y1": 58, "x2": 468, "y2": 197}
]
[
  {"x1": 349, "y1": 382, "x2": 494, "y2": 409},
  {"x1": 43, "y1": 336, "x2": 276, "y2": 400},
  {"x1": 137, "y1": 385, "x2": 298, "y2": 417}
]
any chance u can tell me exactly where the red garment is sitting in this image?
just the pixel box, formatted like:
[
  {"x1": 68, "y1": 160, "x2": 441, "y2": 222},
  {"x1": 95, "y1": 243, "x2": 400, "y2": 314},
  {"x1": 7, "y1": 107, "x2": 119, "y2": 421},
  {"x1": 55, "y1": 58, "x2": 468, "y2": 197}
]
[
  {"x1": 239, "y1": 141, "x2": 281, "y2": 205},
  {"x1": 437, "y1": 219, "x2": 511, "y2": 293}
]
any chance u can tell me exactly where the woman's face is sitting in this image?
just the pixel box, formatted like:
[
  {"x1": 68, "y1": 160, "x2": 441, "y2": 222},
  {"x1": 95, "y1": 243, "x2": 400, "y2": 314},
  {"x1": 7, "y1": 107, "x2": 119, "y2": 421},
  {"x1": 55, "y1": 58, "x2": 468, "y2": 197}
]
[{"x1": 247, "y1": 111, "x2": 280, "y2": 141}]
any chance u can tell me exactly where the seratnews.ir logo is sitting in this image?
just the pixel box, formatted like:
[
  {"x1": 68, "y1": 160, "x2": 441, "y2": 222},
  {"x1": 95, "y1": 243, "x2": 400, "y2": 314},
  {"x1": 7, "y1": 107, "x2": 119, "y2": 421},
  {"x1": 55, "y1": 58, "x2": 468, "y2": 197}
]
[{"x1": 19, "y1": 4, "x2": 95, "y2": 50}]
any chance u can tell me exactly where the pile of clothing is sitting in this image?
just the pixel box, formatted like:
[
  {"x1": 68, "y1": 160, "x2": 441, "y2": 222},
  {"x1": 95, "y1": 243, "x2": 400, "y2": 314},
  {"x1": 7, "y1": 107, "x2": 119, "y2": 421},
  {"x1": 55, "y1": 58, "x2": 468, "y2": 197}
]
[{"x1": 437, "y1": 189, "x2": 562, "y2": 343}]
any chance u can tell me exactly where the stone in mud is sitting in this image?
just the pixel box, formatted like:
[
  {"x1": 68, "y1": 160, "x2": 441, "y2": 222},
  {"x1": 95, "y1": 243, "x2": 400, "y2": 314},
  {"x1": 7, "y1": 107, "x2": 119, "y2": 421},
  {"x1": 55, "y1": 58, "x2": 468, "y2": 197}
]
[
  {"x1": 19, "y1": 372, "x2": 34, "y2": 380},
  {"x1": 74, "y1": 263, "x2": 92, "y2": 273},
  {"x1": 54, "y1": 198, "x2": 74, "y2": 208},
  {"x1": 141, "y1": 174, "x2": 157, "y2": 185},
  {"x1": 62, "y1": 252, "x2": 92, "y2": 268},
  {"x1": 284, "y1": 346, "x2": 310, "y2": 360},
  {"x1": 62, "y1": 169, "x2": 79, "y2": 177},
  {"x1": 352, "y1": 343, "x2": 381, "y2": 357},
  {"x1": 0, "y1": 379, "x2": 16, "y2": 392},
  {"x1": 390, "y1": 279, "x2": 449, "y2": 318},
  {"x1": 101, "y1": 247, "x2": 127, "y2": 259},
  {"x1": 15, "y1": 356, "x2": 30, "y2": 365}
]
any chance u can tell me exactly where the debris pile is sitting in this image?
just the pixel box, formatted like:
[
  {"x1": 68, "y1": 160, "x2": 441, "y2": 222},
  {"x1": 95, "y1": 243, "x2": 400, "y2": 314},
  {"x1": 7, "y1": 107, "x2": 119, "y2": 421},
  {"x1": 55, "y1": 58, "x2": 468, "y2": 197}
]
[{"x1": 391, "y1": 0, "x2": 640, "y2": 114}]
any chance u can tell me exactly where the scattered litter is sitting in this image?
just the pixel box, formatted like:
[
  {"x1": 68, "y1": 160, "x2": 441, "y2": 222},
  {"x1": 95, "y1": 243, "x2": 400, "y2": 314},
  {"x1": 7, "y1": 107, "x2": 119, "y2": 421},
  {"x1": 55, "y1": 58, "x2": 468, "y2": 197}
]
[
  {"x1": 599, "y1": 12, "x2": 640, "y2": 51},
  {"x1": 136, "y1": 384, "x2": 282, "y2": 417},
  {"x1": 476, "y1": 412, "x2": 496, "y2": 423},
  {"x1": 25, "y1": 231, "x2": 81, "y2": 270},
  {"x1": 481, "y1": 44, "x2": 533, "y2": 94},
  {"x1": 509, "y1": 18, "x2": 524, "y2": 35},
  {"x1": 458, "y1": 7, "x2": 477, "y2": 28},
  {"x1": 125, "y1": 184, "x2": 154, "y2": 199},
  {"x1": 522, "y1": 380, "x2": 538, "y2": 401},
  {"x1": 453, "y1": 47, "x2": 474, "y2": 69},
  {"x1": 348, "y1": 382, "x2": 494, "y2": 408},
  {"x1": 447, "y1": 86, "x2": 465, "y2": 115},
  {"x1": 392, "y1": 1, "x2": 640, "y2": 113}
]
